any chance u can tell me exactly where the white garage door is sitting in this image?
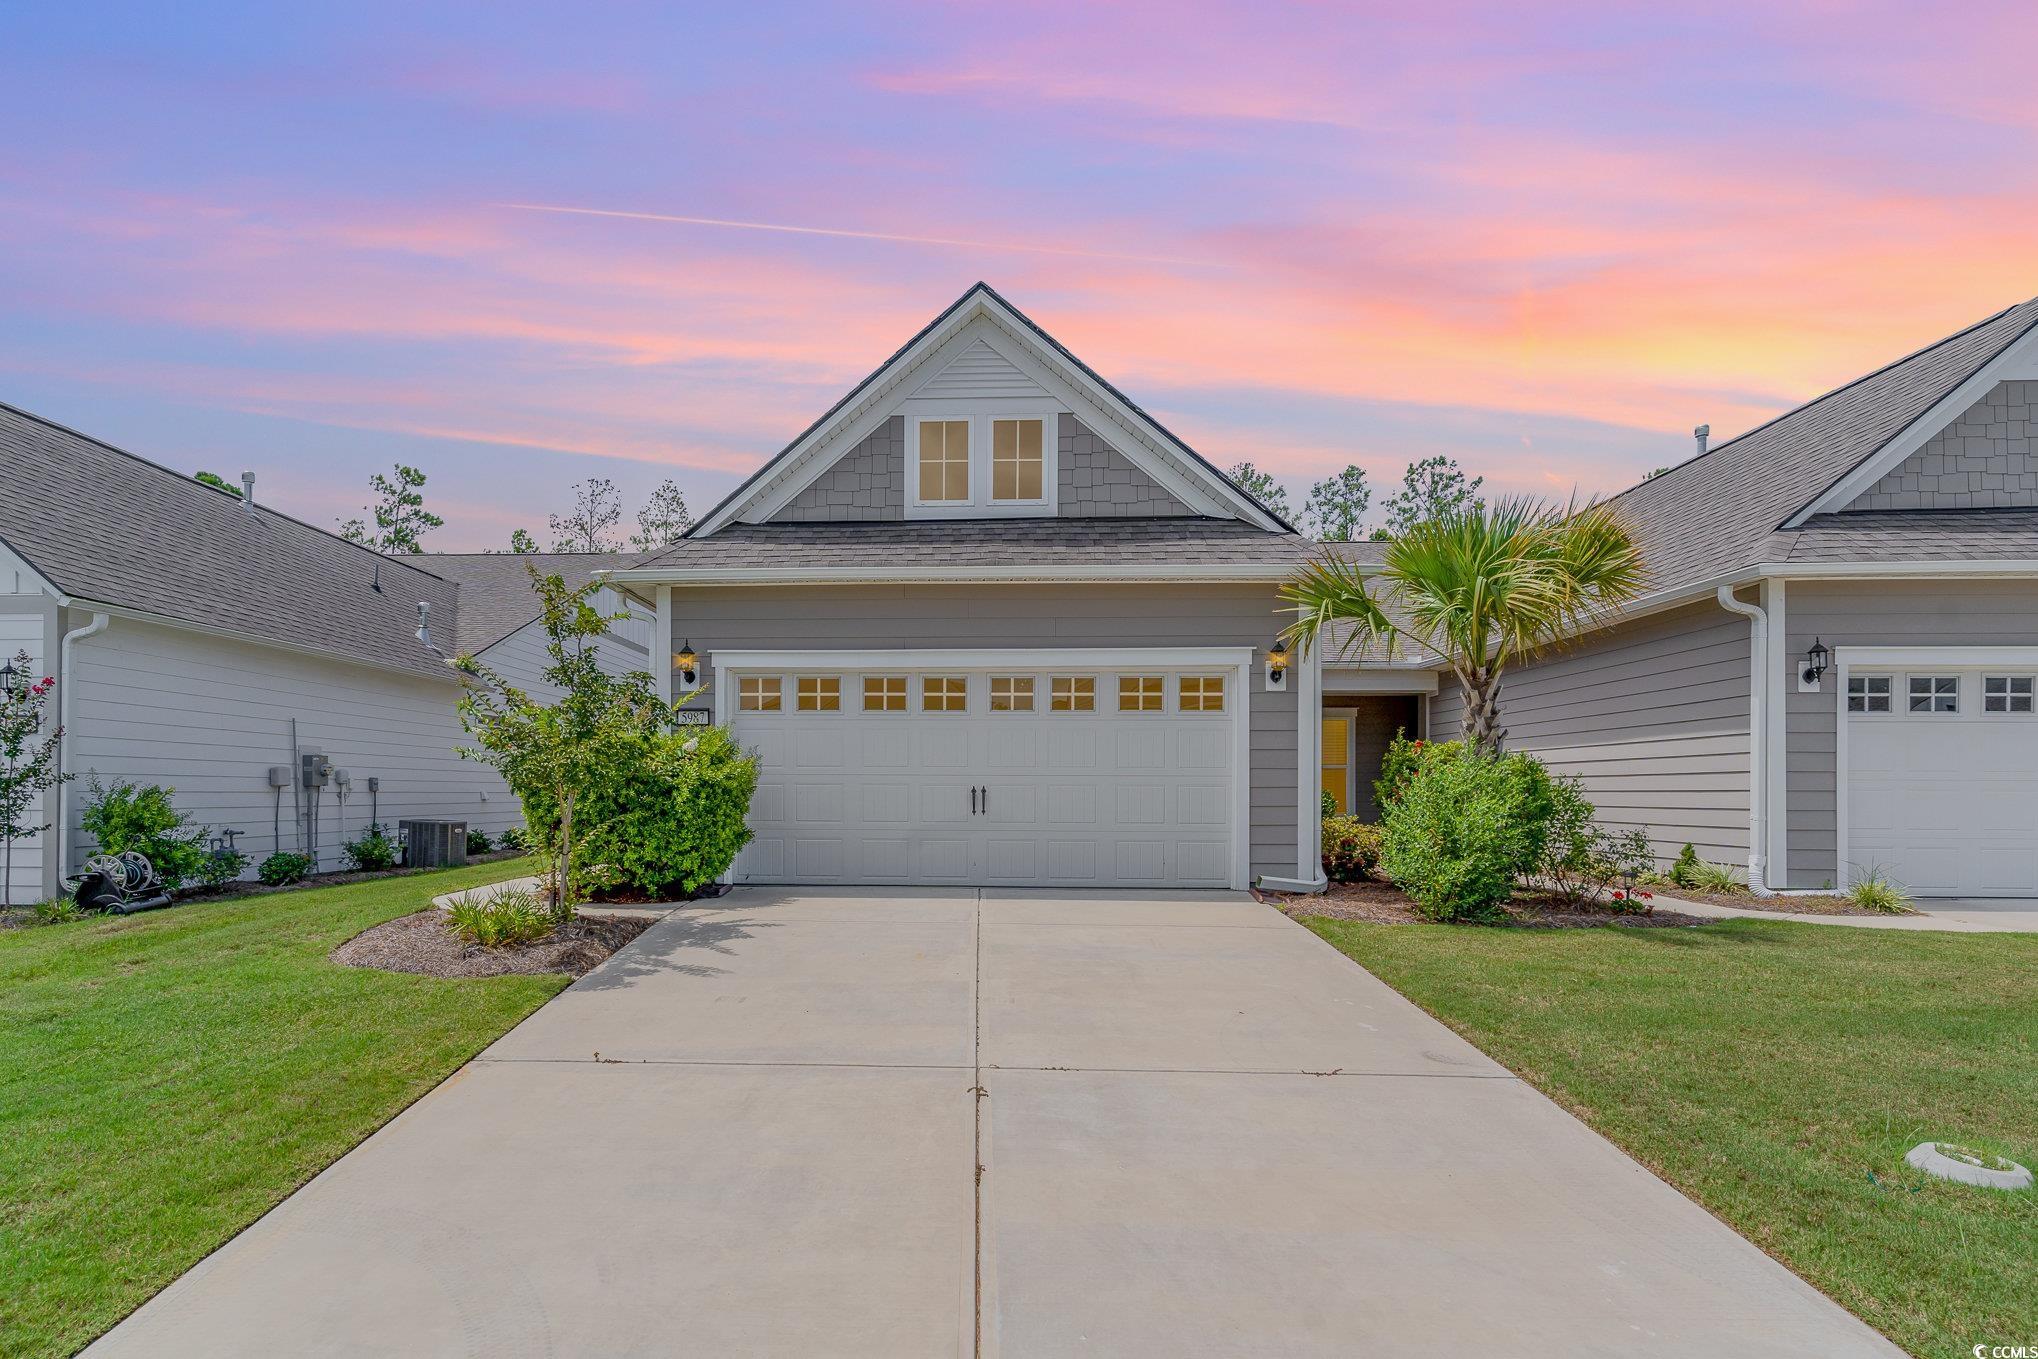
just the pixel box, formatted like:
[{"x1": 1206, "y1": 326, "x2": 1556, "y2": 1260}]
[
  {"x1": 1844, "y1": 659, "x2": 2038, "y2": 896},
  {"x1": 724, "y1": 655, "x2": 1247, "y2": 889}
]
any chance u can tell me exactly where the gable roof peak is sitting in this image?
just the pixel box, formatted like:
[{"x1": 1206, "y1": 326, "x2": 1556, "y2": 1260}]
[{"x1": 684, "y1": 283, "x2": 1294, "y2": 539}]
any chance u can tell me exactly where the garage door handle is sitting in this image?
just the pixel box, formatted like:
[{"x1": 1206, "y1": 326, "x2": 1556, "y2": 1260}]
[
  {"x1": 970, "y1": 786, "x2": 979, "y2": 815},
  {"x1": 981, "y1": 786, "x2": 988, "y2": 815}
]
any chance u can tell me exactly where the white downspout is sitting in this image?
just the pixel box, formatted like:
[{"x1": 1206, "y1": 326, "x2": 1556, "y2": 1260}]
[
  {"x1": 1714, "y1": 586, "x2": 1770, "y2": 894},
  {"x1": 56, "y1": 611, "x2": 110, "y2": 879}
]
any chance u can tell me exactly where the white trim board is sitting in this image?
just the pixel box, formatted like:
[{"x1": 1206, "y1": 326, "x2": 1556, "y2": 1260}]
[
  {"x1": 1787, "y1": 320, "x2": 2038, "y2": 525},
  {"x1": 1832, "y1": 644, "x2": 2038, "y2": 893},
  {"x1": 711, "y1": 644, "x2": 1255, "y2": 890},
  {"x1": 604, "y1": 562, "x2": 1299, "y2": 586},
  {"x1": 693, "y1": 286, "x2": 1286, "y2": 536}
]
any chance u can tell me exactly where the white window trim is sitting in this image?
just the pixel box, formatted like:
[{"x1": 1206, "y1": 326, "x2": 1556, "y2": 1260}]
[
  {"x1": 905, "y1": 403, "x2": 1061, "y2": 518},
  {"x1": 1834, "y1": 646, "x2": 2038, "y2": 891},
  {"x1": 1980, "y1": 674, "x2": 2037, "y2": 716}
]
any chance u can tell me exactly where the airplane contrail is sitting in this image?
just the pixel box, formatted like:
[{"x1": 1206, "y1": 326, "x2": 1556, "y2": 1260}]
[{"x1": 496, "y1": 201, "x2": 1221, "y2": 268}]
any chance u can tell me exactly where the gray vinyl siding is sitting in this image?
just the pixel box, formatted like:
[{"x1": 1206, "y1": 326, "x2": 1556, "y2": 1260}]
[
  {"x1": 63, "y1": 615, "x2": 525, "y2": 877},
  {"x1": 666, "y1": 583, "x2": 1298, "y2": 879},
  {"x1": 1432, "y1": 599, "x2": 1753, "y2": 866},
  {"x1": 472, "y1": 587, "x2": 652, "y2": 701},
  {"x1": 1782, "y1": 577, "x2": 2038, "y2": 887}
]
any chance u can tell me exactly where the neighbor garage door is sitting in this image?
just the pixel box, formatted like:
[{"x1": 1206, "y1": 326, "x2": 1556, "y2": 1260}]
[
  {"x1": 1843, "y1": 655, "x2": 2038, "y2": 896},
  {"x1": 723, "y1": 653, "x2": 1248, "y2": 889}
]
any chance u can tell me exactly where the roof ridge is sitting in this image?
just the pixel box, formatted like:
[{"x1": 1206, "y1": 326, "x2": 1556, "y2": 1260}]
[
  {"x1": 0, "y1": 398, "x2": 454, "y2": 587},
  {"x1": 1599, "y1": 296, "x2": 2038, "y2": 511}
]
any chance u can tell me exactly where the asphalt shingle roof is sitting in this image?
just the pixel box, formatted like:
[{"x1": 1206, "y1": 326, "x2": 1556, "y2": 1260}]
[
  {"x1": 1765, "y1": 509, "x2": 2038, "y2": 562},
  {"x1": 0, "y1": 402, "x2": 466, "y2": 681},
  {"x1": 636, "y1": 516, "x2": 1314, "y2": 569},
  {"x1": 1603, "y1": 297, "x2": 2038, "y2": 591},
  {"x1": 425, "y1": 551, "x2": 647, "y2": 654}
]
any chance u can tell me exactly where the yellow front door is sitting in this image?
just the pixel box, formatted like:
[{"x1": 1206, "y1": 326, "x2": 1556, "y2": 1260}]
[{"x1": 1321, "y1": 714, "x2": 1352, "y2": 815}]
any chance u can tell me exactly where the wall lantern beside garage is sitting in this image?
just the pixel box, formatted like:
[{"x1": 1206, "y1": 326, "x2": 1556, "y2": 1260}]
[
  {"x1": 1801, "y1": 637, "x2": 1830, "y2": 687},
  {"x1": 675, "y1": 640, "x2": 699, "y2": 688},
  {"x1": 1265, "y1": 638, "x2": 1290, "y2": 690},
  {"x1": 0, "y1": 657, "x2": 18, "y2": 698}
]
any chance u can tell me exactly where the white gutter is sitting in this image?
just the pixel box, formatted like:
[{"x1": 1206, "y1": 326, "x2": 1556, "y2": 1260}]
[
  {"x1": 1713, "y1": 586, "x2": 1771, "y2": 895},
  {"x1": 56, "y1": 611, "x2": 110, "y2": 879}
]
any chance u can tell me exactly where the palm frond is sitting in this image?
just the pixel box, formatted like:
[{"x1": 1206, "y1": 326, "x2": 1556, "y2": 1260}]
[{"x1": 1277, "y1": 553, "x2": 1398, "y2": 662}]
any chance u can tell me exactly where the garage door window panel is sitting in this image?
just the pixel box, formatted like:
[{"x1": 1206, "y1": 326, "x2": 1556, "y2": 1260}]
[
  {"x1": 990, "y1": 676, "x2": 1035, "y2": 712},
  {"x1": 864, "y1": 676, "x2": 907, "y2": 712},
  {"x1": 797, "y1": 676, "x2": 842, "y2": 712},
  {"x1": 1907, "y1": 675, "x2": 1958, "y2": 713},
  {"x1": 1847, "y1": 675, "x2": 1891, "y2": 714},
  {"x1": 1984, "y1": 676, "x2": 2035, "y2": 714},
  {"x1": 740, "y1": 676, "x2": 783, "y2": 711},
  {"x1": 1051, "y1": 676, "x2": 1096, "y2": 712},
  {"x1": 923, "y1": 676, "x2": 969, "y2": 712},
  {"x1": 1179, "y1": 675, "x2": 1226, "y2": 712},
  {"x1": 1118, "y1": 676, "x2": 1164, "y2": 712}
]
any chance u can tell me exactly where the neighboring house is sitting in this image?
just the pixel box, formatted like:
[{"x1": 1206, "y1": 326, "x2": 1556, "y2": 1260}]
[
  {"x1": 0, "y1": 401, "x2": 646, "y2": 901},
  {"x1": 606, "y1": 283, "x2": 1326, "y2": 892},
  {"x1": 1426, "y1": 297, "x2": 2038, "y2": 897}
]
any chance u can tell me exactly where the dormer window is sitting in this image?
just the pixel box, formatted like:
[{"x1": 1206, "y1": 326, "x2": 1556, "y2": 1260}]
[
  {"x1": 917, "y1": 419, "x2": 971, "y2": 502},
  {"x1": 908, "y1": 408, "x2": 1060, "y2": 517},
  {"x1": 992, "y1": 418, "x2": 1045, "y2": 501}
]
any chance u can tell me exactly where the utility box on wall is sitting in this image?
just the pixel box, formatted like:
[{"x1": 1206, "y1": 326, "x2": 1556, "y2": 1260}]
[{"x1": 401, "y1": 819, "x2": 469, "y2": 868}]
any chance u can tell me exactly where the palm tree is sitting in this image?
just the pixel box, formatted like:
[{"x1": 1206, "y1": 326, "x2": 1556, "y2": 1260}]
[{"x1": 1281, "y1": 498, "x2": 1646, "y2": 753}]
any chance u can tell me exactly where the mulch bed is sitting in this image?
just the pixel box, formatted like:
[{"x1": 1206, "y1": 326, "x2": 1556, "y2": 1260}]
[
  {"x1": 1261, "y1": 878, "x2": 1713, "y2": 929},
  {"x1": 1646, "y1": 886, "x2": 1896, "y2": 916},
  {"x1": 332, "y1": 910, "x2": 653, "y2": 979}
]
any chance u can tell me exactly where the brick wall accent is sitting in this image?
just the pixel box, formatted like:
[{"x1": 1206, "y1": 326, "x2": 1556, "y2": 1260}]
[
  {"x1": 1057, "y1": 414, "x2": 1192, "y2": 517},
  {"x1": 1847, "y1": 380, "x2": 2038, "y2": 511},
  {"x1": 772, "y1": 417, "x2": 906, "y2": 521}
]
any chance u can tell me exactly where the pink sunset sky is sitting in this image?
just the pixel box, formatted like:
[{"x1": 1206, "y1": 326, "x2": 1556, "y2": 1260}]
[{"x1": 4, "y1": 1, "x2": 2036, "y2": 547}]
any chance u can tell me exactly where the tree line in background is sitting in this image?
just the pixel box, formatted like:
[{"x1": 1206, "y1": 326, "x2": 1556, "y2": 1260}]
[
  {"x1": 201, "y1": 449, "x2": 1488, "y2": 554},
  {"x1": 193, "y1": 460, "x2": 699, "y2": 556},
  {"x1": 1226, "y1": 454, "x2": 1485, "y2": 541}
]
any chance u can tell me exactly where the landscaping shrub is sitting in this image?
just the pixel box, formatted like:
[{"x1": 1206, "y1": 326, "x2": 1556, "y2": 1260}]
[
  {"x1": 1321, "y1": 816, "x2": 1383, "y2": 882},
  {"x1": 1847, "y1": 869, "x2": 1912, "y2": 914},
  {"x1": 30, "y1": 895, "x2": 81, "y2": 925},
  {"x1": 257, "y1": 851, "x2": 316, "y2": 887},
  {"x1": 1537, "y1": 776, "x2": 1655, "y2": 906},
  {"x1": 446, "y1": 886, "x2": 555, "y2": 947},
  {"x1": 467, "y1": 828, "x2": 493, "y2": 855},
  {"x1": 341, "y1": 822, "x2": 398, "y2": 873},
  {"x1": 1669, "y1": 842, "x2": 1701, "y2": 887},
  {"x1": 193, "y1": 846, "x2": 251, "y2": 892},
  {"x1": 497, "y1": 825, "x2": 531, "y2": 854},
  {"x1": 1372, "y1": 731, "x2": 1462, "y2": 814},
  {"x1": 1320, "y1": 789, "x2": 1336, "y2": 817},
  {"x1": 1683, "y1": 858, "x2": 1743, "y2": 894},
  {"x1": 524, "y1": 723, "x2": 759, "y2": 900},
  {"x1": 78, "y1": 778, "x2": 208, "y2": 888},
  {"x1": 1378, "y1": 750, "x2": 1554, "y2": 922}
]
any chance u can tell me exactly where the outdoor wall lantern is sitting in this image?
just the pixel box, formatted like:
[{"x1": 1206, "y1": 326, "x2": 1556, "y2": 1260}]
[
  {"x1": 675, "y1": 640, "x2": 699, "y2": 687},
  {"x1": 1266, "y1": 638, "x2": 1290, "y2": 689},
  {"x1": 0, "y1": 657, "x2": 18, "y2": 698},
  {"x1": 1802, "y1": 637, "x2": 1830, "y2": 687}
]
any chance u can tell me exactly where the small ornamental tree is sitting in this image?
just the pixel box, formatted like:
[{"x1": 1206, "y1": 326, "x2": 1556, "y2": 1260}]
[
  {"x1": 455, "y1": 567, "x2": 757, "y2": 914},
  {"x1": 0, "y1": 653, "x2": 69, "y2": 909}
]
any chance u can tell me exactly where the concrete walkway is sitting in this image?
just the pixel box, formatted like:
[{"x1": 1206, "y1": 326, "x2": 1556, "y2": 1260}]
[
  {"x1": 1654, "y1": 891, "x2": 2038, "y2": 932},
  {"x1": 90, "y1": 888, "x2": 1900, "y2": 1358}
]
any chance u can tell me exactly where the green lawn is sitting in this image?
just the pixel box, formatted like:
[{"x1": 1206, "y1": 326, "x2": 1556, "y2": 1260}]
[
  {"x1": 1304, "y1": 915, "x2": 2038, "y2": 1358},
  {"x1": 0, "y1": 860, "x2": 560, "y2": 1359}
]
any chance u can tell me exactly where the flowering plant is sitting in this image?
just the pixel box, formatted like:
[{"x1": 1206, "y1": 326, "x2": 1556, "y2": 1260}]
[{"x1": 1, "y1": 652, "x2": 71, "y2": 909}]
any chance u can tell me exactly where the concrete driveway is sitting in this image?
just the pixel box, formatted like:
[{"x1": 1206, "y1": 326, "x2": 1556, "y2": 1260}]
[{"x1": 90, "y1": 888, "x2": 1898, "y2": 1358}]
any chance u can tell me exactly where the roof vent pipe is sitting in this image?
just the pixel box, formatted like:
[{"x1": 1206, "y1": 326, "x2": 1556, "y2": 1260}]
[
  {"x1": 1693, "y1": 424, "x2": 1710, "y2": 457},
  {"x1": 240, "y1": 471, "x2": 256, "y2": 509}
]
